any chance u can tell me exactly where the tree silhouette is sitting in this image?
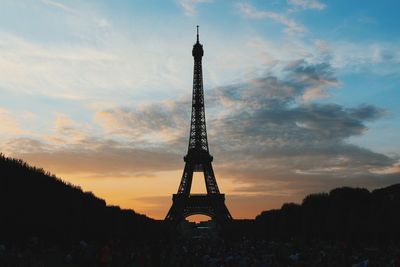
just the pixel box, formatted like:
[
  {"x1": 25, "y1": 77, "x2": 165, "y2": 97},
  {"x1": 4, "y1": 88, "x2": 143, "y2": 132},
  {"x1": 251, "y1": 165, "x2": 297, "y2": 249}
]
[
  {"x1": 255, "y1": 184, "x2": 400, "y2": 243},
  {"x1": 1, "y1": 152, "x2": 400, "y2": 245},
  {"x1": 0, "y1": 153, "x2": 164, "y2": 244}
]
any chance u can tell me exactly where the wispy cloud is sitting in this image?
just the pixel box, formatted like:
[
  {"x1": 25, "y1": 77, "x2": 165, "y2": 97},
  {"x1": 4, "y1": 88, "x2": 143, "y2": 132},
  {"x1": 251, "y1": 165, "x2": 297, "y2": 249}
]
[
  {"x1": 41, "y1": 0, "x2": 76, "y2": 13},
  {"x1": 95, "y1": 100, "x2": 189, "y2": 143},
  {"x1": 237, "y1": 3, "x2": 307, "y2": 34},
  {"x1": 244, "y1": 36, "x2": 400, "y2": 75},
  {"x1": 0, "y1": 108, "x2": 24, "y2": 137},
  {"x1": 0, "y1": 31, "x2": 189, "y2": 101},
  {"x1": 289, "y1": 0, "x2": 326, "y2": 10},
  {"x1": 7, "y1": 137, "x2": 181, "y2": 176},
  {"x1": 328, "y1": 41, "x2": 400, "y2": 72},
  {"x1": 178, "y1": 0, "x2": 213, "y2": 16}
]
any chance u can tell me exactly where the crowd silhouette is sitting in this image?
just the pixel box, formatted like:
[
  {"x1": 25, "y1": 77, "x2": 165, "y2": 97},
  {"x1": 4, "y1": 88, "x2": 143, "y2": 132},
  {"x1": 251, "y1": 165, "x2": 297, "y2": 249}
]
[{"x1": 1, "y1": 233, "x2": 400, "y2": 266}]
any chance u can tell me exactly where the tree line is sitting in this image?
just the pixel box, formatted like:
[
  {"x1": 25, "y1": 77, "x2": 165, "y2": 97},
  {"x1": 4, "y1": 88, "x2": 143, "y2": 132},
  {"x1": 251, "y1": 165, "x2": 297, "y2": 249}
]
[
  {"x1": 254, "y1": 184, "x2": 400, "y2": 243},
  {"x1": 1, "y1": 153, "x2": 400, "y2": 244},
  {"x1": 0, "y1": 153, "x2": 165, "y2": 244}
]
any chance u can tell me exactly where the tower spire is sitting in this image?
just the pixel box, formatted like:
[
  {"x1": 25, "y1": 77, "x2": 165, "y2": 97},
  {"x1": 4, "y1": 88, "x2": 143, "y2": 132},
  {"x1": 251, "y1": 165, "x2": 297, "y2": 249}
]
[{"x1": 196, "y1": 25, "x2": 199, "y2": 43}]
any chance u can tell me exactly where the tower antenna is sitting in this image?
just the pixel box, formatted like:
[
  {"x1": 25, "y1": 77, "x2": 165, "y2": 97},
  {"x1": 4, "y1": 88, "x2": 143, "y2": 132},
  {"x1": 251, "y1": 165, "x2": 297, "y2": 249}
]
[{"x1": 196, "y1": 25, "x2": 199, "y2": 42}]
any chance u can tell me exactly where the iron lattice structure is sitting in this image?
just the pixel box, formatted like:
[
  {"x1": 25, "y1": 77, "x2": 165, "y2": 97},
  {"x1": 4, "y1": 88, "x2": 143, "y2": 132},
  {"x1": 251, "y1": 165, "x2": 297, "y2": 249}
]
[{"x1": 165, "y1": 26, "x2": 232, "y2": 224}]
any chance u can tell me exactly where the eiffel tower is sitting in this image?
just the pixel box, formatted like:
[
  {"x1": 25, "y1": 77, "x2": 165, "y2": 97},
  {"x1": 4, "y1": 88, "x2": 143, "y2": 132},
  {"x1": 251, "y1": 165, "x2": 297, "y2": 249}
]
[{"x1": 165, "y1": 26, "x2": 232, "y2": 224}]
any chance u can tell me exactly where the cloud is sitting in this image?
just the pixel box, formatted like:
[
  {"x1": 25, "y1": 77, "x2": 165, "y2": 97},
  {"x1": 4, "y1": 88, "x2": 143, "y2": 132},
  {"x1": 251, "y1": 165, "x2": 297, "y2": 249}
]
[
  {"x1": 178, "y1": 0, "x2": 213, "y2": 16},
  {"x1": 288, "y1": 0, "x2": 326, "y2": 10},
  {"x1": 0, "y1": 6, "x2": 191, "y2": 102},
  {"x1": 81, "y1": 60, "x2": 397, "y2": 194},
  {"x1": 95, "y1": 99, "x2": 190, "y2": 143},
  {"x1": 197, "y1": 62, "x2": 396, "y2": 198},
  {"x1": 51, "y1": 113, "x2": 89, "y2": 143},
  {"x1": 243, "y1": 36, "x2": 400, "y2": 76},
  {"x1": 0, "y1": 32, "x2": 119, "y2": 100},
  {"x1": 41, "y1": 0, "x2": 76, "y2": 13},
  {"x1": 3, "y1": 58, "x2": 398, "y2": 218},
  {"x1": 5, "y1": 137, "x2": 46, "y2": 154},
  {"x1": 237, "y1": 3, "x2": 307, "y2": 34},
  {"x1": 6, "y1": 137, "x2": 181, "y2": 176},
  {"x1": 2, "y1": 107, "x2": 184, "y2": 176},
  {"x1": 329, "y1": 42, "x2": 400, "y2": 72},
  {"x1": 0, "y1": 108, "x2": 23, "y2": 136}
]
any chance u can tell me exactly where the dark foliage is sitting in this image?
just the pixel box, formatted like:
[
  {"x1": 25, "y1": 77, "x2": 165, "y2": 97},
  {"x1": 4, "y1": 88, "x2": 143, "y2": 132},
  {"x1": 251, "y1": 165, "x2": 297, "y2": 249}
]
[
  {"x1": 255, "y1": 184, "x2": 400, "y2": 242},
  {"x1": 0, "y1": 153, "x2": 165, "y2": 244},
  {"x1": 2, "y1": 152, "x2": 400, "y2": 248}
]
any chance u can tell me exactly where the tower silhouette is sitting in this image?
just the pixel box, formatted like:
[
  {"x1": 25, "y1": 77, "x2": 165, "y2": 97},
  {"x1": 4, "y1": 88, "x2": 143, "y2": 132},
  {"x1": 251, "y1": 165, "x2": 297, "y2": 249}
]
[{"x1": 165, "y1": 26, "x2": 232, "y2": 224}]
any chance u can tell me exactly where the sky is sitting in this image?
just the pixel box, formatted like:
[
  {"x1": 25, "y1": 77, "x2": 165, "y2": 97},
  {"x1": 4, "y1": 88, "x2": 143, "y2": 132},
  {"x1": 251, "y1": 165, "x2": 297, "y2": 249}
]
[{"x1": 0, "y1": 0, "x2": 399, "y2": 220}]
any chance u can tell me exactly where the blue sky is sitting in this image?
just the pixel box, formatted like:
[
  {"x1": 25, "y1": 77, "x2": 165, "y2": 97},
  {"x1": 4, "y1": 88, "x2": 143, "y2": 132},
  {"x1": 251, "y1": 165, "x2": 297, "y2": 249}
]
[{"x1": 0, "y1": 0, "x2": 399, "y2": 218}]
